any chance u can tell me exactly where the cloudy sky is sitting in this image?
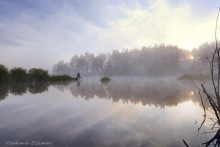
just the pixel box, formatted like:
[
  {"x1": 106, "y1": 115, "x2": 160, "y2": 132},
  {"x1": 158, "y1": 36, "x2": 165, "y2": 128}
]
[{"x1": 0, "y1": 0, "x2": 219, "y2": 70}]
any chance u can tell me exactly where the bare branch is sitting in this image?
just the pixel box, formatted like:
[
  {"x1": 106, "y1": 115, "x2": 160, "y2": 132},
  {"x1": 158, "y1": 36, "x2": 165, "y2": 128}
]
[{"x1": 198, "y1": 90, "x2": 207, "y2": 134}]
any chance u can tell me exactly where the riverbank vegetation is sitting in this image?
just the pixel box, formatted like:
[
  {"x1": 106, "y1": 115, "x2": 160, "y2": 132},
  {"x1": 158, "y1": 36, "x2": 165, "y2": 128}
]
[{"x1": 0, "y1": 64, "x2": 73, "y2": 83}]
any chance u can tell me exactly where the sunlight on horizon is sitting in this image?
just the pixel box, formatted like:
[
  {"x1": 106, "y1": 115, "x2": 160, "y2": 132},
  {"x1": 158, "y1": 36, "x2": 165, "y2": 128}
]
[
  {"x1": 187, "y1": 54, "x2": 194, "y2": 60},
  {"x1": 0, "y1": 0, "x2": 218, "y2": 69}
]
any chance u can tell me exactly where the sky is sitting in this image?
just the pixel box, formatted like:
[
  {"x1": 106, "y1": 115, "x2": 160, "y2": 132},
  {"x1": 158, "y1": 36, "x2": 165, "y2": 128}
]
[{"x1": 0, "y1": 0, "x2": 219, "y2": 71}]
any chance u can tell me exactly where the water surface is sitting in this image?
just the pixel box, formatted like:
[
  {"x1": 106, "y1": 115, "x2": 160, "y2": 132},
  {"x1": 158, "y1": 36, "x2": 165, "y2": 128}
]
[{"x1": 0, "y1": 78, "x2": 214, "y2": 146}]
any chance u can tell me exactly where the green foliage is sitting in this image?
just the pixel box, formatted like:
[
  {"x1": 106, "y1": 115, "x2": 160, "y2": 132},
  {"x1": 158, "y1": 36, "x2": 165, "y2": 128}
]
[
  {"x1": 100, "y1": 76, "x2": 110, "y2": 82},
  {"x1": 0, "y1": 64, "x2": 8, "y2": 83},
  {"x1": 10, "y1": 67, "x2": 27, "y2": 82},
  {"x1": 28, "y1": 68, "x2": 49, "y2": 81},
  {"x1": 0, "y1": 64, "x2": 73, "y2": 83},
  {"x1": 49, "y1": 75, "x2": 73, "y2": 81}
]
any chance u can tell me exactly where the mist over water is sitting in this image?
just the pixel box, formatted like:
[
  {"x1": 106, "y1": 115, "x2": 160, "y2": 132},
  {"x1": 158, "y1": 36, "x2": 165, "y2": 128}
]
[
  {"x1": 68, "y1": 77, "x2": 198, "y2": 106},
  {"x1": 0, "y1": 78, "x2": 215, "y2": 146},
  {"x1": 0, "y1": 43, "x2": 216, "y2": 147},
  {"x1": 0, "y1": 0, "x2": 219, "y2": 146}
]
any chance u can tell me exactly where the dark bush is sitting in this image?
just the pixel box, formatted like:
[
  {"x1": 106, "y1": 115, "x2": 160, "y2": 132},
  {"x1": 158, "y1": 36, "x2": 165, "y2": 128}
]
[
  {"x1": 0, "y1": 64, "x2": 8, "y2": 83},
  {"x1": 10, "y1": 67, "x2": 27, "y2": 82},
  {"x1": 28, "y1": 68, "x2": 49, "y2": 81}
]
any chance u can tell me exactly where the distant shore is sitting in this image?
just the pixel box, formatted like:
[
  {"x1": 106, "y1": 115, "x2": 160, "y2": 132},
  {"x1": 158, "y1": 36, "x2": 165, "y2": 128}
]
[{"x1": 178, "y1": 74, "x2": 211, "y2": 80}]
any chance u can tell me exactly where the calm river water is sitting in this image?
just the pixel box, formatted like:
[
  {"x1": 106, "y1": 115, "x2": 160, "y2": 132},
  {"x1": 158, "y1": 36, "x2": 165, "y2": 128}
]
[{"x1": 0, "y1": 77, "x2": 215, "y2": 146}]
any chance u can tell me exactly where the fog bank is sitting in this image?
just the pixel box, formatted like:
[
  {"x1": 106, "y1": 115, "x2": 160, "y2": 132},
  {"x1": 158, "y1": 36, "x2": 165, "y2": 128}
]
[{"x1": 53, "y1": 43, "x2": 214, "y2": 77}]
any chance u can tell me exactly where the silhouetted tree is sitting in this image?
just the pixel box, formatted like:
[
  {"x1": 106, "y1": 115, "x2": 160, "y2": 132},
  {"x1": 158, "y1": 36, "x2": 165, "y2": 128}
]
[
  {"x1": 28, "y1": 68, "x2": 49, "y2": 81},
  {"x1": 196, "y1": 7, "x2": 220, "y2": 146},
  {"x1": 10, "y1": 67, "x2": 27, "y2": 82},
  {"x1": 0, "y1": 64, "x2": 9, "y2": 83}
]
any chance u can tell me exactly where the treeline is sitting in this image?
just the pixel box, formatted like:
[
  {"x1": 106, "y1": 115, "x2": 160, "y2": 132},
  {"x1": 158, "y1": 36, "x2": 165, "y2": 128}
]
[
  {"x1": 0, "y1": 64, "x2": 73, "y2": 83},
  {"x1": 53, "y1": 43, "x2": 213, "y2": 77}
]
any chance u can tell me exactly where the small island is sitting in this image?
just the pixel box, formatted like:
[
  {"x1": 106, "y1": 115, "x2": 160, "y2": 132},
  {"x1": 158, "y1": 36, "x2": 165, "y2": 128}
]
[{"x1": 100, "y1": 76, "x2": 110, "y2": 82}]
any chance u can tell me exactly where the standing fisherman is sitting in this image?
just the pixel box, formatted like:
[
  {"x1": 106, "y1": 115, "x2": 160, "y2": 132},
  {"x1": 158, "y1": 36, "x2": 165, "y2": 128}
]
[{"x1": 77, "y1": 72, "x2": 81, "y2": 81}]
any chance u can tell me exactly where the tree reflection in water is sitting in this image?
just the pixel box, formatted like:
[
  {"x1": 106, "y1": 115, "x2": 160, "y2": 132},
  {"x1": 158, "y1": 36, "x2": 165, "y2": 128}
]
[
  {"x1": 0, "y1": 84, "x2": 9, "y2": 100},
  {"x1": 10, "y1": 84, "x2": 28, "y2": 95},
  {"x1": 68, "y1": 78, "x2": 200, "y2": 107},
  {"x1": 0, "y1": 78, "x2": 200, "y2": 107},
  {"x1": 0, "y1": 81, "x2": 71, "y2": 101}
]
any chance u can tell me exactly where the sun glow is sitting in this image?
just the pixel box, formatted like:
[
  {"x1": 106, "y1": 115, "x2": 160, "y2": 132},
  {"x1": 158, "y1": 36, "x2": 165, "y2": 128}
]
[
  {"x1": 189, "y1": 91, "x2": 194, "y2": 96},
  {"x1": 187, "y1": 55, "x2": 194, "y2": 60}
]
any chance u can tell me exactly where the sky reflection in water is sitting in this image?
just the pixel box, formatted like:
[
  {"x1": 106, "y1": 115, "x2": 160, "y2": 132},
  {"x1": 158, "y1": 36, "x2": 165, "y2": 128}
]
[{"x1": 0, "y1": 78, "x2": 213, "y2": 146}]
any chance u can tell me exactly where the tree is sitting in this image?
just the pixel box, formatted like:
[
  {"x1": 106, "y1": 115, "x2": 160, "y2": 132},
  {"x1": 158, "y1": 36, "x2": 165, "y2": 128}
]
[
  {"x1": 28, "y1": 68, "x2": 49, "y2": 81},
  {"x1": 91, "y1": 54, "x2": 106, "y2": 75},
  {"x1": 76, "y1": 55, "x2": 89, "y2": 75},
  {"x1": 195, "y1": 8, "x2": 220, "y2": 146},
  {"x1": 53, "y1": 60, "x2": 69, "y2": 75},
  {"x1": 69, "y1": 55, "x2": 79, "y2": 76},
  {"x1": 0, "y1": 64, "x2": 8, "y2": 83},
  {"x1": 10, "y1": 67, "x2": 27, "y2": 82}
]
